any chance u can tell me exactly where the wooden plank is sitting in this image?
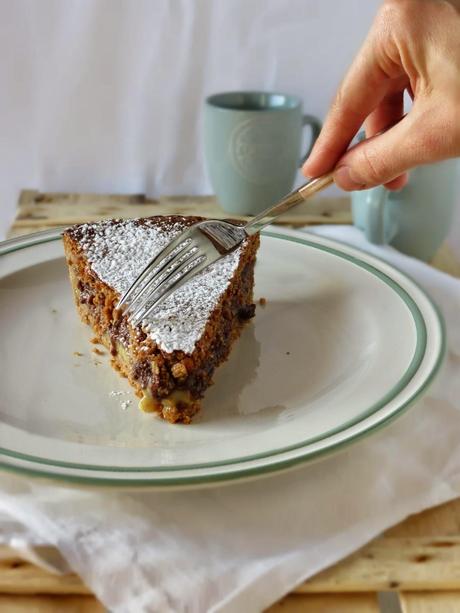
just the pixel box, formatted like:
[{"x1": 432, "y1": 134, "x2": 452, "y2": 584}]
[
  {"x1": 0, "y1": 595, "x2": 104, "y2": 612},
  {"x1": 297, "y1": 537, "x2": 460, "y2": 593},
  {"x1": 0, "y1": 546, "x2": 89, "y2": 595},
  {"x1": 8, "y1": 190, "x2": 459, "y2": 281},
  {"x1": 386, "y1": 499, "x2": 460, "y2": 538},
  {"x1": 266, "y1": 593, "x2": 379, "y2": 612},
  {"x1": 2, "y1": 535, "x2": 460, "y2": 597},
  {"x1": 7, "y1": 189, "x2": 352, "y2": 237},
  {"x1": 401, "y1": 591, "x2": 460, "y2": 613}
]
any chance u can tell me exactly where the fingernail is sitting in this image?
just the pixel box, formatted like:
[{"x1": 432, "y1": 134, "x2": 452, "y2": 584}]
[{"x1": 334, "y1": 166, "x2": 366, "y2": 191}]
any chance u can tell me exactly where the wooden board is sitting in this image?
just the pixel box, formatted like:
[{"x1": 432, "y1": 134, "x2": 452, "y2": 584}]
[
  {"x1": 401, "y1": 592, "x2": 460, "y2": 613},
  {"x1": 0, "y1": 595, "x2": 103, "y2": 613},
  {"x1": 267, "y1": 593, "x2": 380, "y2": 612},
  {"x1": 1, "y1": 503, "x2": 460, "y2": 596},
  {"x1": 7, "y1": 189, "x2": 352, "y2": 237},
  {"x1": 9, "y1": 189, "x2": 460, "y2": 278},
  {"x1": 4, "y1": 190, "x2": 460, "y2": 612}
]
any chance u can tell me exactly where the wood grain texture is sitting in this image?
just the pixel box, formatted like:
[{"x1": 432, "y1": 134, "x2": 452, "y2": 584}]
[
  {"x1": 401, "y1": 592, "x2": 460, "y2": 613},
  {"x1": 299, "y1": 536, "x2": 460, "y2": 593},
  {"x1": 8, "y1": 189, "x2": 459, "y2": 279},
  {"x1": 0, "y1": 498, "x2": 459, "y2": 600},
  {"x1": 386, "y1": 498, "x2": 460, "y2": 538},
  {"x1": 6, "y1": 189, "x2": 352, "y2": 237},
  {"x1": 0, "y1": 595, "x2": 104, "y2": 612},
  {"x1": 267, "y1": 593, "x2": 379, "y2": 612},
  {"x1": 0, "y1": 547, "x2": 89, "y2": 595}
]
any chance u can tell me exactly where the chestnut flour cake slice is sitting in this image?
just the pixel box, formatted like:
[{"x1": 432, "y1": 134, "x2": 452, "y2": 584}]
[{"x1": 63, "y1": 216, "x2": 259, "y2": 423}]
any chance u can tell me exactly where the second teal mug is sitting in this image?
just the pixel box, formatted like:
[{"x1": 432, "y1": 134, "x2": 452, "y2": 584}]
[
  {"x1": 204, "y1": 91, "x2": 321, "y2": 215},
  {"x1": 352, "y1": 158, "x2": 458, "y2": 261}
]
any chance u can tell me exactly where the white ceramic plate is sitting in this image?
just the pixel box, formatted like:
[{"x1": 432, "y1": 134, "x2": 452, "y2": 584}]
[{"x1": 0, "y1": 228, "x2": 444, "y2": 488}]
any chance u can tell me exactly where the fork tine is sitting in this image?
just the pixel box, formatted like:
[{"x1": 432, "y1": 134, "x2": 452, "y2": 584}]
[
  {"x1": 128, "y1": 245, "x2": 198, "y2": 323},
  {"x1": 131, "y1": 254, "x2": 208, "y2": 326},
  {"x1": 116, "y1": 230, "x2": 193, "y2": 310}
]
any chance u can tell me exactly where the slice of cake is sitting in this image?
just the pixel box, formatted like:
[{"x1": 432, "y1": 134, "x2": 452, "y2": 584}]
[{"x1": 63, "y1": 216, "x2": 259, "y2": 423}]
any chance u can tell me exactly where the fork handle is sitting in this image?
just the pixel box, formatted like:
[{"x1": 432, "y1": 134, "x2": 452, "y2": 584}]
[
  {"x1": 242, "y1": 118, "x2": 409, "y2": 236},
  {"x1": 243, "y1": 172, "x2": 334, "y2": 236}
]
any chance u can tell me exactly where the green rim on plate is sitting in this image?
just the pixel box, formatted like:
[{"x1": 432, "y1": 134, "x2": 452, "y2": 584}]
[{"x1": 0, "y1": 228, "x2": 445, "y2": 487}]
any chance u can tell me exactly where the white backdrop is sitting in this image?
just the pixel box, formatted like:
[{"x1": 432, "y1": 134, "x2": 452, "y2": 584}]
[{"x1": 1, "y1": 0, "x2": 459, "y2": 249}]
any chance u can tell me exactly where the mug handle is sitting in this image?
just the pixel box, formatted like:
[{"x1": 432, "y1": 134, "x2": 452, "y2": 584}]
[
  {"x1": 364, "y1": 186, "x2": 389, "y2": 244},
  {"x1": 299, "y1": 114, "x2": 322, "y2": 165}
]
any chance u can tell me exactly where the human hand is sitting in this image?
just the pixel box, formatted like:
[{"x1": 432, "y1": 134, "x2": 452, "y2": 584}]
[{"x1": 302, "y1": 0, "x2": 460, "y2": 191}]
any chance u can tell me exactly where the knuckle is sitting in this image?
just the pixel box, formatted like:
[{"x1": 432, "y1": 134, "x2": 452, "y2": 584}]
[
  {"x1": 380, "y1": 0, "x2": 417, "y2": 24},
  {"x1": 377, "y1": 0, "x2": 419, "y2": 43},
  {"x1": 330, "y1": 84, "x2": 347, "y2": 117},
  {"x1": 329, "y1": 85, "x2": 362, "y2": 131},
  {"x1": 357, "y1": 145, "x2": 385, "y2": 185},
  {"x1": 377, "y1": 2, "x2": 397, "y2": 27}
]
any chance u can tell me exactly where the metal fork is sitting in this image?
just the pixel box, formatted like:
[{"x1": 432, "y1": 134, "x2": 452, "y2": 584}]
[{"x1": 117, "y1": 172, "x2": 333, "y2": 326}]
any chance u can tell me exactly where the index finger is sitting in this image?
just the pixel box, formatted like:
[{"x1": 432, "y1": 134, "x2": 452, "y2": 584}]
[{"x1": 302, "y1": 38, "x2": 392, "y2": 178}]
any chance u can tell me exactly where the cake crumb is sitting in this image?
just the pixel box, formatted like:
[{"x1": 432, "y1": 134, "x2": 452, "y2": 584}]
[
  {"x1": 90, "y1": 336, "x2": 102, "y2": 345},
  {"x1": 93, "y1": 359, "x2": 102, "y2": 366},
  {"x1": 258, "y1": 297, "x2": 267, "y2": 306},
  {"x1": 73, "y1": 351, "x2": 84, "y2": 357},
  {"x1": 92, "y1": 348, "x2": 106, "y2": 356},
  {"x1": 110, "y1": 390, "x2": 126, "y2": 397},
  {"x1": 51, "y1": 308, "x2": 58, "y2": 314},
  {"x1": 121, "y1": 400, "x2": 132, "y2": 411}
]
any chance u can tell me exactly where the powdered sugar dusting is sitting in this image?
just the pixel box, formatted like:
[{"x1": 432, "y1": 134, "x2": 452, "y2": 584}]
[{"x1": 74, "y1": 218, "x2": 242, "y2": 354}]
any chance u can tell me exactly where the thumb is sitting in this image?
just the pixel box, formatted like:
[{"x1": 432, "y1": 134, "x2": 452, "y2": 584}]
[{"x1": 333, "y1": 107, "x2": 449, "y2": 191}]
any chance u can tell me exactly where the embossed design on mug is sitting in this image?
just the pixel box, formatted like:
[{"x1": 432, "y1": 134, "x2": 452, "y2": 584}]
[{"x1": 229, "y1": 118, "x2": 290, "y2": 185}]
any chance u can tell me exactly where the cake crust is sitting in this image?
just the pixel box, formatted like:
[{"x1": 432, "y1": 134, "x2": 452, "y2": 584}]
[{"x1": 63, "y1": 216, "x2": 259, "y2": 423}]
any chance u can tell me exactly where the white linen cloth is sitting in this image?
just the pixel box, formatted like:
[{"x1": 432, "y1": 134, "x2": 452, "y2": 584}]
[{"x1": 0, "y1": 225, "x2": 459, "y2": 612}]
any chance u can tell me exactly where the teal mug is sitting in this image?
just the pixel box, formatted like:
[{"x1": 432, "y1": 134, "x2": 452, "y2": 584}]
[
  {"x1": 351, "y1": 158, "x2": 459, "y2": 261},
  {"x1": 204, "y1": 91, "x2": 321, "y2": 215}
]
